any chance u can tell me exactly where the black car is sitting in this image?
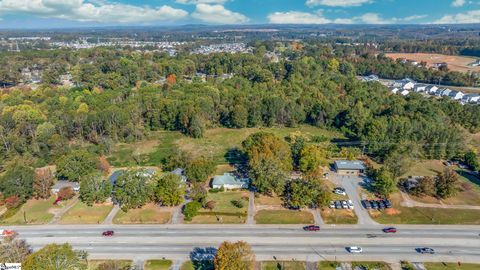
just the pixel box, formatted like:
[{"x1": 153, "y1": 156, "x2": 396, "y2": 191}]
[
  {"x1": 362, "y1": 200, "x2": 371, "y2": 209},
  {"x1": 370, "y1": 201, "x2": 379, "y2": 209},
  {"x1": 384, "y1": 199, "x2": 392, "y2": 208},
  {"x1": 416, "y1": 247, "x2": 435, "y2": 254},
  {"x1": 335, "y1": 201, "x2": 342, "y2": 209},
  {"x1": 303, "y1": 225, "x2": 320, "y2": 231},
  {"x1": 378, "y1": 201, "x2": 386, "y2": 209}
]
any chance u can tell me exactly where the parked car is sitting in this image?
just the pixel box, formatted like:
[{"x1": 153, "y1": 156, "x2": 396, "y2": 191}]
[
  {"x1": 382, "y1": 227, "x2": 397, "y2": 233},
  {"x1": 347, "y1": 200, "x2": 354, "y2": 209},
  {"x1": 341, "y1": 200, "x2": 348, "y2": 209},
  {"x1": 102, "y1": 230, "x2": 114, "y2": 237},
  {"x1": 384, "y1": 199, "x2": 392, "y2": 208},
  {"x1": 335, "y1": 201, "x2": 342, "y2": 209},
  {"x1": 362, "y1": 200, "x2": 371, "y2": 209},
  {"x1": 333, "y1": 188, "x2": 346, "y2": 196},
  {"x1": 416, "y1": 247, "x2": 435, "y2": 254},
  {"x1": 378, "y1": 201, "x2": 386, "y2": 209},
  {"x1": 303, "y1": 225, "x2": 320, "y2": 231},
  {"x1": 329, "y1": 201, "x2": 335, "y2": 209},
  {"x1": 347, "y1": 246, "x2": 363, "y2": 253},
  {"x1": 370, "y1": 201, "x2": 379, "y2": 209}
]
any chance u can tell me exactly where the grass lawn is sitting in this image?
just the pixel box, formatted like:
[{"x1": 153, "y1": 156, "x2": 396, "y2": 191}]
[
  {"x1": 424, "y1": 263, "x2": 480, "y2": 270},
  {"x1": 320, "y1": 208, "x2": 358, "y2": 224},
  {"x1": 255, "y1": 210, "x2": 314, "y2": 224},
  {"x1": 318, "y1": 261, "x2": 339, "y2": 270},
  {"x1": 0, "y1": 197, "x2": 74, "y2": 225},
  {"x1": 351, "y1": 261, "x2": 390, "y2": 270},
  {"x1": 261, "y1": 261, "x2": 306, "y2": 270},
  {"x1": 88, "y1": 260, "x2": 132, "y2": 270},
  {"x1": 113, "y1": 203, "x2": 172, "y2": 224},
  {"x1": 181, "y1": 261, "x2": 214, "y2": 270},
  {"x1": 371, "y1": 193, "x2": 480, "y2": 225},
  {"x1": 108, "y1": 126, "x2": 343, "y2": 167},
  {"x1": 188, "y1": 191, "x2": 249, "y2": 224},
  {"x1": 255, "y1": 194, "x2": 283, "y2": 206},
  {"x1": 402, "y1": 160, "x2": 480, "y2": 206},
  {"x1": 60, "y1": 201, "x2": 113, "y2": 224},
  {"x1": 144, "y1": 260, "x2": 173, "y2": 270}
]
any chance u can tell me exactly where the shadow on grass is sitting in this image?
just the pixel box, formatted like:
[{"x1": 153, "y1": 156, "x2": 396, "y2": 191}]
[{"x1": 190, "y1": 247, "x2": 216, "y2": 270}]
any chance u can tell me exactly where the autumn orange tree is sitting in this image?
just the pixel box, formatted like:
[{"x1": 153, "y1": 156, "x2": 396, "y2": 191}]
[{"x1": 214, "y1": 241, "x2": 255, "y2": 270}]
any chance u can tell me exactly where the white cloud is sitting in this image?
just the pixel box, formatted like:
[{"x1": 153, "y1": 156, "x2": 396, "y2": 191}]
[
  {"x1": 452, "y1": 0, "x2": 466, "y2": 7},
  {"x1": 435, "y1": 10, "x2": 480, "y2": 24},
  {"x1": 268, "y1": 10, "x2": 427, "y2": 25},
  {"x1": 192, "y1": 3, "x2": 248, "y2": 24},
  {"x1": 0, "y1": 0, "x2": 188, "y2": 23},
  {"x1": 268, "y1": 11, "x2": 331, "y2": 24},
  {"x1": 176, "y1": 0, "x2": 227, "y2": 4},
  {"x1": 306, "y1": 0, "x2": 372, "y2": 7}
]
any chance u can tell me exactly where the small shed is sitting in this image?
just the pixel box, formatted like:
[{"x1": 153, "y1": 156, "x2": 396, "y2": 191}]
[
  {"x1": 211, "y1": 173, "x2": 250, "y2": 190},
  {"x1": 334, "y1": 160, "x2": 366, "y2": 175}
]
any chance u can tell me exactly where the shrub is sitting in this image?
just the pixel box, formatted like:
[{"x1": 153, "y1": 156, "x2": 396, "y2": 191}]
[
  {"x1": 209, "y1": 187, "x2": 224, "y2": 193},
  {"x1": 4, "y1": 195, "x2": 21, "y2": 209},
  {"x1": 231, "y1": 199, "x2": 244, "y2": 208},
  {"x1": 205, "y1": 200, "x2": 216, "y2": 210},
  {"x1": 183, "y1": 201, "x2": 202, "y2": 221},
  {"x1": 58, "y1": 187, "x2": 75, "y2": 200}
]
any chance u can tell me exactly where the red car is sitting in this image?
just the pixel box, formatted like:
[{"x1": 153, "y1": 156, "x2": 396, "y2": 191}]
[
  {"x1": 382, "y1": 227, "x2": 397, "y2": 233},
  {"x1": 102, "y1": 230, "x2": 114, "y2": 237},
  {"x1": 303, "y1": 225, "x2": 320, "y2": 231}
]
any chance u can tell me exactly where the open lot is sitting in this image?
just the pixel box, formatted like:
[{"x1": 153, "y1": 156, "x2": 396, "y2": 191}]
[
  {"x1": 370, "y1": 193, "x2": 480, "y2": 224},
  {"x1": 402, "y1": 160, "x2": 480, "y2": 206},
  {"x1": 320, "y1": 208, "x2": 358, "y2": 224},
  {"x1": 187, "y1": 191, "x2": 249, "y2": 224},
  {"x1": 255, "y1": 209, "x2": 314, "y2": 224},
  {"x1": 60, "y1": 201, "x2": 113, "y2": 224},
  {"x1": 385, "y1": 53, "x2": 480, "y2": 73},
  {"x1": 144, "y1": 260, "x2": 173, "y2": 270},
  {"x1": 113, "y1": 203, "x2": 172, "y2": 224},
  {"x1": 0, "y1": 197, "x2": 75, "y2": 225},
  {"x1": 108, "y1": 126, "x2": 343, "y2": 167}
]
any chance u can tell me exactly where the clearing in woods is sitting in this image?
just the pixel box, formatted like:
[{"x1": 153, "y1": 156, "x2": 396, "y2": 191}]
[{"x1": 386, "y1": 53, "x2": 480, "y2": 73}]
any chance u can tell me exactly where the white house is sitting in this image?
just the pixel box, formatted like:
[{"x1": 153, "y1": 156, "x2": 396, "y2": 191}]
[
  {"x1": 51, "y1": 181, "x2": 80, "y2": 194},
  {"x1": 211, "y1": 173, "x2": 250, "y2": 190},
  {"x1": 437, "y1": 88, "x2": 452, "y2": 97},
  {"x1": 389, "y1": 87, "x2": 400, "y2": 94},
  {"x1": 414, "y1": 84, "x2": 428, "y2": 92},
  {"x1": 448, "y1": 90, "x2": 464, "y2": 100},
  {"x1": 426, "y1": 85, "x2": 439, "y2": 94},
  {"x1": 400, "y1": 89, "x2": 410, "y2": 96}
]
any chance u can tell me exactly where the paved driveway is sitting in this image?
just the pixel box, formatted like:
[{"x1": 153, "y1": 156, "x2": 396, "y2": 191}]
[{"x1": 330, "y1": 173, "x2": 378, "y2": 225}]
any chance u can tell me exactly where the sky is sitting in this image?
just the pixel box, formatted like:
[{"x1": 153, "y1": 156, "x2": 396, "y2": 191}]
[{"x1": 0, "y1": 0, "x2": 479, "y2": 28}]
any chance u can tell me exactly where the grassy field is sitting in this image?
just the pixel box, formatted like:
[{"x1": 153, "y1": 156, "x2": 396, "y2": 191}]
[
  {"x1": 88, "y1": 260, "x2": 132, "y2": 270},
  {"x1": 60, "y1": 201, "x2": 113, "y2": 224},
  {"x1": 318, "y1": 261, "x2": 339, "y2": 270},
  {"x1": 0, "y1": 197, "x2": 77, "y2": 225},
  {"x1": 371, "y1": 193, "x2": 480, "y2": 225},
  {"x1": 423, "y1": 263, "x2": 480, "y2": 270},
  {"x1": 385, "y1": 53, "x2": 480, "y2": 73},
  {"x1": 144, "y1": 260, "x2": 173, "y2": 270},
  {"x1": 261, "y1": 261, "x2": 306, "y2": 270},
  {"x1": 113, "y1": 203, "x2": 172, "y2": 224},
  {"x1": 188, "y1": 191, "x2": 249, "y2": 224},
  {"x1": 255, "y1": 210, "x2": 314, "y2": 224},
  {"x1": 108, "y1": 126, "x2": 343, "y2": 167},
  {"x1": 181, "y1": 261, "x2": 214, "y2": 270},
  {"x1": 320, "y1": 208, "x2": 358, "y2": 224},
  {"x1": 255, "y1": 194, "x2": 284, "y2": 206},
  {"x1": 351, "y1": 261, "x2": 390, "y2": 270},
  {"x1": 402, "y1": 160, "x2": 480, "y2": 206}
]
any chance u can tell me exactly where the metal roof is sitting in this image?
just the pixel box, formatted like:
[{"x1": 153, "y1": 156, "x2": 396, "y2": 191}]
[{"x1": 334, "y1": 160, "x2": 366, "y2": 170}]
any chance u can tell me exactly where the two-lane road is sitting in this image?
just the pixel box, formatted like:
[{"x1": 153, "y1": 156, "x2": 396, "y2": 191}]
[{"x1": 8, "y1": 224, "x2": 480, "y2": 263}]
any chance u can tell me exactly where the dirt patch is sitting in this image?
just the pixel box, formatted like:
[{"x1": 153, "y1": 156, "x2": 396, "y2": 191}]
[
  {"x1": 385, "y1": 208, "x2": 401, "y2": 215},
  {"x1": 386, "y1": 53, "x2": 480, "y2": 73}
]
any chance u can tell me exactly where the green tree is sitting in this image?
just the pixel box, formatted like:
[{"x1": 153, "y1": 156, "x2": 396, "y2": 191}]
[
  {"x1": 242, "y1": 132, "x2": 293, "y2": 195},
  {"x1": 464, "y1": 150, "x2": 479, "y2": 171},
  {"x1": 154, "y1": 174, "x2": 186, "y2": 206},
  {"x1": 185, "y1": 158, "x2": 215, "y2": 183},
  {"x1": 112, "y1": 169, "x2": 154, "y2": 211},
  {"x1": 411, "y1": 176, "x2": 436, "y2": 197},
  {"x1": 371, "y1": 167, "x2": 396, "y2": 198},
  {"x1": 183, "y1": 201, "x2": 201, "y2": 221},
  {"x1": 79, "y1": 173, "x2": 112, "y2": 206},
  {"x1": 214, "y1": 241, "x2": 255, "y2": 270},
  {"x1": 285, "y1": 179, "x2": 331, "y2": 209},
  {"x1": 56, "y1": 150, "x2": 99, "y2": 182},
  {"x1": 435, "y1": 168, "x2": 459, "y2": 199},
  {"x1": 299, "y1": 145, "x2": 328, "y2": 175},
  {"x1": 0, "y1": 160, "x2": 35, "y2": 202},
  {"x1": 23, "y1": 243, "x2": 87, "y2": 270}
]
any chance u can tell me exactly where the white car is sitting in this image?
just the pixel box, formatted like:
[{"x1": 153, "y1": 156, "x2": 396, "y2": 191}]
[
  {"x1": 329, "y1": 201, "x2": 335, "y2": 209},
  {"x1": 341, "y1": 200, "x2": 348, "y2": 209},
  {"x1": 347, "y1": 200, "x2": 354, "y2": 209},
  {"x1": 334, "y1": 188, "x2": 347, "y2": 196},
  {"x1": 347, "y1": 246, "x2": 363, "y2": 253}
]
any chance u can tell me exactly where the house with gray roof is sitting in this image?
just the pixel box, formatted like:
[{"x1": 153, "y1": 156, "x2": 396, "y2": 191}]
[
  {"x1": 211, "y1": 173, "x2": 250, "y2": 190},
  {"x1": 334, "y1": 160, "x2": 366, "y2": 175},
  {"x1": 51, "y1": 180, "x2": 80, "y2": 194}
]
